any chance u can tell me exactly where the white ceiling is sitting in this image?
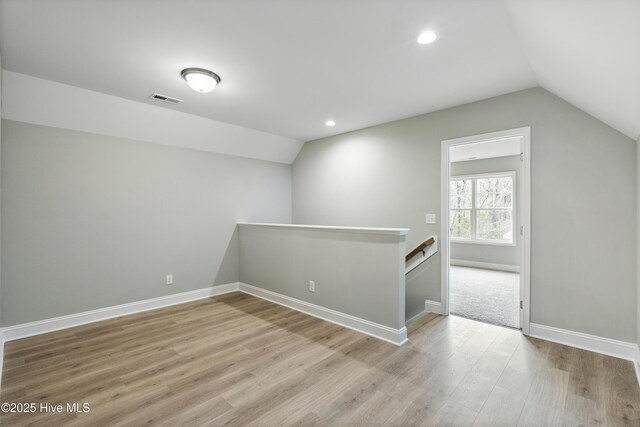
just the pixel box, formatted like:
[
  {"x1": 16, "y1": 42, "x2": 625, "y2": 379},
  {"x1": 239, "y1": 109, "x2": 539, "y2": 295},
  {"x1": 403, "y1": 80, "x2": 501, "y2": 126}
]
[
  {"x1": 505, "y1": 0, "x2": 640, "y2": 141},
  {"x1": 450, "y1": 136, "x2": 521, "y2": 162},
  {"x1": 0, "y1": 0, "x2": 637, "y2": 142},
  {"x1": 2, "y1": 70, "x2": 304, "y2": 163}
]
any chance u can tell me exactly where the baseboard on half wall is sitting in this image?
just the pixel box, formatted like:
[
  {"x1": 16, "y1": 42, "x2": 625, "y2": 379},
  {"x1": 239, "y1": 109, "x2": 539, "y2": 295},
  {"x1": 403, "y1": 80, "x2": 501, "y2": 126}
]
[
  {"x1": 238, "y1": 282, "x2": 407, "y2": 346},
  {"x1": 425, "y1": 299, "x2": 444, "y2": 315},
  {"x1": 450, "y1": 259, "x2": 520, "y2": 273},
  {"x1": 1, "y1": 283, "x2": 240, "y2": 343},
  {"x1": 0, "y1": 329, "x2": 5, "y2": 388},
  {"x1": 0, "y1": 279, "x2": 408, "y2": 380},
  {"x1": 635, "y1": 347, "x2": 640, "y2": 389},
  {"x1": 529, "y1": 323, "x2": 637, "y2": 362}
]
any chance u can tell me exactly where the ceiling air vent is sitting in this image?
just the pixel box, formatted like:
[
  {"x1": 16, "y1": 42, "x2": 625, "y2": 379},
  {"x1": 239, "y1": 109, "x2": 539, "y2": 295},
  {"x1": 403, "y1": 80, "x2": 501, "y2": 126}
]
[{"x1": 149, "y1": 93, "x2": 183, "y2": 105}]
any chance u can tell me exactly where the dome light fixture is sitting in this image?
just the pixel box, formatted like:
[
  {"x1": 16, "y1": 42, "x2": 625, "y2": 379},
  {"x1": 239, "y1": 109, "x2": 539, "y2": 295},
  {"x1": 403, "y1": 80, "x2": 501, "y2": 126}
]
[
  {"x1": 417, "y1": 31, "x2": 438, "y2": 45},
  {"x1": 181, "y1": 68, "x2": 221, "y2": 93},
  {"x1": 325, "y1": 120, "x2": 336, "y2": 127}
]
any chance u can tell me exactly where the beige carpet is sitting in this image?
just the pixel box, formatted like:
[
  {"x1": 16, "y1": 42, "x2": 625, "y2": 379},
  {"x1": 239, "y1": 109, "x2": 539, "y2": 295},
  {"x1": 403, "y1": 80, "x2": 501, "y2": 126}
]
[{"x1": 450, "y1": 265, "x2": 520, "y2": 328}]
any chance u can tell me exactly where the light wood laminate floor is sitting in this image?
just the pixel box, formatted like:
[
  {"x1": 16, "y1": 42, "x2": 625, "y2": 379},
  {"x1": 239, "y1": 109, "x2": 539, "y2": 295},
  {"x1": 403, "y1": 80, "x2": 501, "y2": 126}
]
[{"x1": 1, "y1": 292, "x2": 639, "y2": 426}]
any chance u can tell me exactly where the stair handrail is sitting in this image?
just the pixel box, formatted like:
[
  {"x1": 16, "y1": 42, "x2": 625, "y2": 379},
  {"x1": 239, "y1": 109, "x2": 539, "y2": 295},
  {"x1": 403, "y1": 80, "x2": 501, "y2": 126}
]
[{"x1": 405, "y1": 237, "x2": 435, "y2": 262}]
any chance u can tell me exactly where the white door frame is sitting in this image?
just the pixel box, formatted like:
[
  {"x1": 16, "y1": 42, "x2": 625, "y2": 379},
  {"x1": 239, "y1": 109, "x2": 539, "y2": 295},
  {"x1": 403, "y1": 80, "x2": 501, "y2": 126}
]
[{"x1": 440, "y1": 127, "x2": 531, "y2": 334}]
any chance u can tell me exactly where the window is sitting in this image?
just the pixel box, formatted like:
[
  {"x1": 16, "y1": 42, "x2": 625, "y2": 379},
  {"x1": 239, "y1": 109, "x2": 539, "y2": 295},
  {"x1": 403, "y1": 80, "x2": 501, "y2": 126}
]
[{"x1": 449, "y1": 172, "x2": 515, "y2": 244}]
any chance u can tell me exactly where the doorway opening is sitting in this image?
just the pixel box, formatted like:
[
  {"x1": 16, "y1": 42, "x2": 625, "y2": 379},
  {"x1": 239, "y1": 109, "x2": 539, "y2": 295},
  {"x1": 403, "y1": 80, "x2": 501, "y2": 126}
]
[{"x1": 441, "y1": 128, "x2": 530, "y2": 333}]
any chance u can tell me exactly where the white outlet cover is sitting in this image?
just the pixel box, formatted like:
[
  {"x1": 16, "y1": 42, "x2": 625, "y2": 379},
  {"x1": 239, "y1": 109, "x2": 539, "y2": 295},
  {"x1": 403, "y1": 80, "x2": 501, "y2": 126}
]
[{"x1": 425, "y1": 213, "x2": 436, "y2": 224}]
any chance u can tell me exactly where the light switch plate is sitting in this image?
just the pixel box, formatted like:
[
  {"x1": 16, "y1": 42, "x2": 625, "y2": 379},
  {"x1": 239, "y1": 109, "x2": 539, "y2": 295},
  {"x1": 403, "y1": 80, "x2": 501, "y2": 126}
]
[{"x1": 425, "y1": 213, "x2": 436, "y2": 224}]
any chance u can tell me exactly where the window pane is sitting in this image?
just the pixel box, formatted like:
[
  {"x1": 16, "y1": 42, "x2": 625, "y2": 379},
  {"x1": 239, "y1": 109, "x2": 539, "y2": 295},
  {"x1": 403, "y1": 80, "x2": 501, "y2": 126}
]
[
  {"x1": 477, "y1": 209, "x2": 512, "y2": 241},
  {"x1": 450, "y1": 210, "x2": 471, "y2": 239},
  {"x1": 476, "y1": 176, "x2": 512, "y2": 208},
  {"x1": 450, "y1": 180, "x2": 472, "y2": 209}
]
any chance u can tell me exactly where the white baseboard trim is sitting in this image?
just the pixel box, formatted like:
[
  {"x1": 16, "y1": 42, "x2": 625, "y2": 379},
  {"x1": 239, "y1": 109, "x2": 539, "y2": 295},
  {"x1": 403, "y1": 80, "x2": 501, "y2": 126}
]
[
  {"x1": 238, "y1": 283, "x2": 407, "y2": 346},
  {"x1": 529, "y1": 323, "x2": 637, "y2": 361},
  {"x1": 405, "y1": 310, "x2": 428, "y2": 324},
  {"x1": 425, "y1": 299, "x2": 444, "y2": 315},
  {"x1": 0, "y1": 279, "x2": 407, "y2": 375},
  {"x1": 2, "y1": 283, "x2": 240, "y2": 343},
  {"x1": 3, "y1": 284, "x2": 638, "y2": 385},
  {"x1": 0, "y1": 329, "x2": 5, "y2": 388},
  {"x1": 450, "y1": 259, "x2": 520, "y2": 273},
  {"x1": 635, "y1": 347, "x2": 640, "y2": 388}
]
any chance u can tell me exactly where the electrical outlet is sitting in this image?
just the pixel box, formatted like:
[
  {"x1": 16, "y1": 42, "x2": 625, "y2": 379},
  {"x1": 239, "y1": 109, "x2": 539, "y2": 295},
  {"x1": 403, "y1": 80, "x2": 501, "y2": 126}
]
[
  {"x1": 309, "y1": 280, "x2": 315, "y2": 292},
  {"x1": 166, "y1": 274, "x2": 173, "y2": 285},
  {"x1": 425, "y1": 213, "x2": 436, "y2": 224}
]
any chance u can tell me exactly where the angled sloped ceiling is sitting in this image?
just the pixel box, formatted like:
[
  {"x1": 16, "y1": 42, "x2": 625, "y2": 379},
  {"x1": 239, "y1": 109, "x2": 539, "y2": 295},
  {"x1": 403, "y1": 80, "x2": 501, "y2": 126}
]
[
  {"x1": 505, "y1": 0, "x2": 640, "y2": 140},
  {"x1": 0, "y1": 0, "x2": 637, "y2": 143}
]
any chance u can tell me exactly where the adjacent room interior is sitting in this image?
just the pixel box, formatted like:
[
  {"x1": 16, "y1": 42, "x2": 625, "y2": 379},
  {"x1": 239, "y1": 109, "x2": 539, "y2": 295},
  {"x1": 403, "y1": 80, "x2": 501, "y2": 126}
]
[
  {"x1": 0, "y1": 1, "x2": 639, "y2": 426},
  {"x1": 448, "y1": 136, "x2": 523, "y2": 329}
]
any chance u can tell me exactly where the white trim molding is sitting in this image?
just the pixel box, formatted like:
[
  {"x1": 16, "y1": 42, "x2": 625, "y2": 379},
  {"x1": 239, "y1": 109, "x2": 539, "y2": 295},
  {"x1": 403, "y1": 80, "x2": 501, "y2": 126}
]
[
  {"x1": 0, "y1": 329, "x2": 5, "y2": 388},
  {"x1": 2, "y1": 283, "x2": 240, "y2": 342},
  {"x1": 425, "y1": 300, "x2": 444, "y2": 315},
  {"x1": 529, "y1": 323, "x2": 638, "y2": 361},
  {"x1": 238, "y1": 222, "x2": 409, "y2": 236},
  {"x1": 0, "y1": 281, "x2": 408, "y2": 383},
  {"x1": 405, "y1": 310, "x2": 429, "y2": 325},
  {"x1": 449, "y1": 170, "x2": 517, "y2": 246},
  {"x1": 635, "y1": 346, "x2": 640, "y2": 388},
  {"x1": 450, "y1": 259, "x2": 520, "y2": 273},
  {"x1": 0, "y1": 279, "x2": 410, "y2": 382},
  {"x1": 442, "y1": 126, "x2": 531, "y2": 334},
  {"x1": 239, "y1": 283, "x2": 407, "y2": 346}
]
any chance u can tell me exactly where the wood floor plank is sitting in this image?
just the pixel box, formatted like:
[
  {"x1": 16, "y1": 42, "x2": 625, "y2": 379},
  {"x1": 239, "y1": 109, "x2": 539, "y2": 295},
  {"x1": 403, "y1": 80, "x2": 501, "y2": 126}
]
[
  {"x1": 562, "y1": 394, "x2": 606, "y2": 427},
  {"x1": 602, "y1": 355, "x2": 640, "y2": 425},
  {"x1": 2, "y1": 292, "x2": 639, "y2": 426},
  {"x1": 472, "y1": 385, "x2": 528, "y2": 427},
  {"x1": 561, "y1": 348, "x2": 607, "y2": 426},
  {"x1": 448, "y1": 344, "x2": 513, "y2": 411},
  {"x1": 429, "y1": 400, "x2": 479, "y2": 427},
  {"x1": 382, "y1": 394, "x2": 446, "y2": 427},
  {"x1": 154, "y1": 395, "x2": 233, "y2": 427},
  {"x1": 517, "y1": 367, "x2": 570, "y2": 426},
  {"x1": 327, "y1": 390, "x2": 399, "y2": 427}
]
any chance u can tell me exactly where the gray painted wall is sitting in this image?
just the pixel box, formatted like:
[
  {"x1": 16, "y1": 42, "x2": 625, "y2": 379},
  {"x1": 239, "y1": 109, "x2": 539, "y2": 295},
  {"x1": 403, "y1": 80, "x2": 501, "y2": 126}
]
[
  {"x1": 450, "y1": 155, "x2": 521, "y2": 267},
  {"x1": 0, "y1": 55, "x2": 3, "y2": 332},
  {"x1": 406, "y1": 254, "x2": 439, "y2": 321},
  {"x1": 238, "y1": 224, "x2": 406, "y2": 330},
  {"x1": 1, "y1": 120, "x2": 292, "y2": 326},
  {"x1": 293, "y1": 87, "x2": 637, "y2": 342}
]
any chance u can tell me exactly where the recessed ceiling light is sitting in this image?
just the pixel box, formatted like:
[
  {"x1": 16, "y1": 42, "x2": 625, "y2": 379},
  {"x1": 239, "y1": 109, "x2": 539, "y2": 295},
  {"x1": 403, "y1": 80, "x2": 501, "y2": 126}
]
[
  {"x1": 181, "y1": 68, "x2": 221, "y2": 93},
  {"x1": 417, "y1": 31, "x2": 438, "y2": 45},
  {"x1": 325, "y1": 120, "x2": 336, "y2": 127}
]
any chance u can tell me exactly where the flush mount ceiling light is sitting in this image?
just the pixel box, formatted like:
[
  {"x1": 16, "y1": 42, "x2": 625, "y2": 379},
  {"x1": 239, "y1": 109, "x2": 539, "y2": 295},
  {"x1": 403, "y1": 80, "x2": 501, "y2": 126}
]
[
  {"x1": 181, "y1": 68, "x2": 221, "y2": 93},
  {"x1": 417, "y1": 31, "x2": 438, "y2": 45},
  {"x1": 325, "y1": 120, "x2": 336, "y2": 127}
]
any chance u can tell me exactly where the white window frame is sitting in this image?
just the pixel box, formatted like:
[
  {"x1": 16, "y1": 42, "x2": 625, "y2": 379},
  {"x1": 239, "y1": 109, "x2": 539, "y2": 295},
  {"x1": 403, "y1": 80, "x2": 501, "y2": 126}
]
[{"x1": 449, "y1": 171, "x2": 516, "y2": 246}]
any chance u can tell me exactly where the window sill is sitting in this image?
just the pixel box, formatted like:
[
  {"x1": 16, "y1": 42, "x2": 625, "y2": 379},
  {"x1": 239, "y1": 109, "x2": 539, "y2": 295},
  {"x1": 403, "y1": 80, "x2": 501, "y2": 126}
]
[{"x1": 451, "y1": 239, "x2": 516, "y2": 247}]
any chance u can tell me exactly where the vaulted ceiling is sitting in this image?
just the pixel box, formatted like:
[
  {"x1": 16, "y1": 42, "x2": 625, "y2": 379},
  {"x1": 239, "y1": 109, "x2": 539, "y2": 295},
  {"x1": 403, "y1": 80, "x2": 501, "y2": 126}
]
[
  {"x1": 505, "y1": 0, "x2": 640, "y2": 141},
  {"x1": 0, "y1": 0, "x2": 638, "y2": 142}
]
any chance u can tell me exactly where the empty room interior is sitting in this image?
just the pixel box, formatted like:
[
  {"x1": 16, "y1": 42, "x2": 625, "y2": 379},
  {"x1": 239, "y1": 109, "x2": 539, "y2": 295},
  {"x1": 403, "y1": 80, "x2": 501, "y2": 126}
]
[
  {"x1": 0, "y1": 0, "x2": 639, "y2": 426},
  {"x1": 447, "y1": 136, "x2": 524, "y2": 330}
]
